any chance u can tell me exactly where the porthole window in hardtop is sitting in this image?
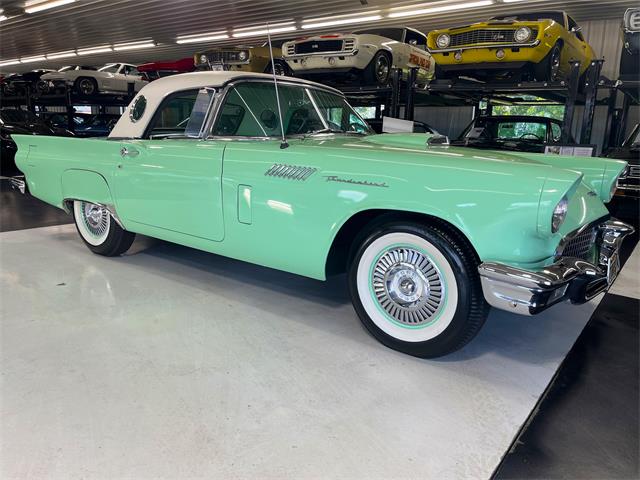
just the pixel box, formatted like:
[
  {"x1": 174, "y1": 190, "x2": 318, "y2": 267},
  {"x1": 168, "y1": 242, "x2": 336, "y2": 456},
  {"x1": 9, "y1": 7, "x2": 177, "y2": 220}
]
[
  {"x1": 146, "y1": 88, "x2": 215, "y2": 138},
  {"x1": 129, "y1": 95, "x2": 146, "y2": 122}
]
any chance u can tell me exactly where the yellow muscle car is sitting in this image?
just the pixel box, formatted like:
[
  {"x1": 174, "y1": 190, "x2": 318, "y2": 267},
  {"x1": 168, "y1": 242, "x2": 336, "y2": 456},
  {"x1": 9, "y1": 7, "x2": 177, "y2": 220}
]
[
  {"x1": 194, "y1": 44, "x2": 290, "y2": 76},
  {"x1": 427, "y1": 11, "x2": 595, "y2": 82}
]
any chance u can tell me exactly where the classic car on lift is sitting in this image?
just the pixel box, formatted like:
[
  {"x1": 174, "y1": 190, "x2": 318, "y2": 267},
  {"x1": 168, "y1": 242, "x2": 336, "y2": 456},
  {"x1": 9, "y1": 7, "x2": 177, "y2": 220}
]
[
  {"x1": 137, "y1": 57, "x2": 195, "y2": 81},
  {"x1": 282, "y1": 27, "x2": 435, "y2": 86},
  {"x1": 39, "y1": 63, "x2": 147, "y2": 96},
  {"x1": 194, "y1": 43, "x2": 290, "y2": 76},
  {"x1": 427, "y1": 11, "x2": 595, "y2": 82},
  {"x1": 12, "y1": 72, "x2": 633, "y2": 358},
  {"x1": 620, "y1": 7, "x2": 640, "y2": 80},
  {"x1": 1, "y1": 69, "x2": 54, "y2": 96}
]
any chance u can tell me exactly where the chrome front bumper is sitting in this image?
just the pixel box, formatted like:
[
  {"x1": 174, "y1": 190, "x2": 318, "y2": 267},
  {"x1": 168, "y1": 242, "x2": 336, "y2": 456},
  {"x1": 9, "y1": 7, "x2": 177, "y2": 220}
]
[{"x1": 478, "y1": 219, "x2": 635, "y2": 315}]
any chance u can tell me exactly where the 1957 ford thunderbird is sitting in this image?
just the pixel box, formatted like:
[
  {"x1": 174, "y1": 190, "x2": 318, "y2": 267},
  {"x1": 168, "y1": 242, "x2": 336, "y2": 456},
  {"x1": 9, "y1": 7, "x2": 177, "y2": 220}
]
[{"x1": 13, "y1": 72, "x2": 633, "y2": 358}]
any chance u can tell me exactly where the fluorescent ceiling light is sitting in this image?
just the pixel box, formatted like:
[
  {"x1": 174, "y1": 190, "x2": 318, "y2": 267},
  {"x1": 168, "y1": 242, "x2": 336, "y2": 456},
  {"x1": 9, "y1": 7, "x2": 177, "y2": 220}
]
[
  {"x1": 46, "y1": 50, "x2": 77, "y2": 59},
  {"x1": 25, "y1": 0, "x2": 76, "y2": 14},
  {"x1": 302, "y1": 13, "x2": 382, "y2": 29},
  {"x1": 77, "y1": 45, "x2": 112, "y2": 55},
  {"x1": 0, "y1": 15, "x2": 6, "y2": 21},
  {"x1": 388, "y1": 0, "x2": 494, "y2": 18},
  {"x1": 232, "y1": 22, "x2": 296, "y2": 38},
  {"x1": 113, "y1": 42, "x2": 156, "y2": 51},
  {"x1": 0, "y1": 59, "x2": 20, "y2": 66},
  {"x1": 21, "y1": 55, "x2": 47, "y2": 63},
  {"x1": 176, "y1": 32, "x2": 229, "y2": 44}
]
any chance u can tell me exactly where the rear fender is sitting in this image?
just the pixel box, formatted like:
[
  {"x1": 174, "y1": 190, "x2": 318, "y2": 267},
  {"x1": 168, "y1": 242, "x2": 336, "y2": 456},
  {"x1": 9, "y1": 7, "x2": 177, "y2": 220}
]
[{"x1": 60, "y1": 169, "x2": 123, "y2": 225}]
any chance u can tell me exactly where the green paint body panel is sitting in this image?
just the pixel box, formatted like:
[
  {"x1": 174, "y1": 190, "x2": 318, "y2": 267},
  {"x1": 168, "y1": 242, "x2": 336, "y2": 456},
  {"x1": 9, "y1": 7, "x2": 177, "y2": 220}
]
[{"x1": 13, "y1": 133, "x2": 626, "y2": 280}]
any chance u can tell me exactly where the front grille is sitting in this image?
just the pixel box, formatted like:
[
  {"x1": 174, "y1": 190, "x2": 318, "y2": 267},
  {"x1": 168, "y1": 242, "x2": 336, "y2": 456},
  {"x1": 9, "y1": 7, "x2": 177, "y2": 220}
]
[
  {"x1": 203, "y1": 51, "x2": 247, "y2": 63},
  {"x1": 628, "y1": 165, "x2": 640, "y2": 179},
  {"x1": 449, "y1": 28, "x2": 537, "y2": 47},
  {"x1": 560, "y1": 227, "x2": 598, "y2": 260},
  {"x1": 295, "y1": 40, "x2": 343, "y2": 54}
]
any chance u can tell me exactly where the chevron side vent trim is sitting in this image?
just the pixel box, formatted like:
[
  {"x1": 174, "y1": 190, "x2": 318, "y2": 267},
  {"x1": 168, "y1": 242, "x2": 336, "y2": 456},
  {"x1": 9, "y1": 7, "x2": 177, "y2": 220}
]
[{"x1": 265, "y1": 164, "x2": 317, "y2": 181}]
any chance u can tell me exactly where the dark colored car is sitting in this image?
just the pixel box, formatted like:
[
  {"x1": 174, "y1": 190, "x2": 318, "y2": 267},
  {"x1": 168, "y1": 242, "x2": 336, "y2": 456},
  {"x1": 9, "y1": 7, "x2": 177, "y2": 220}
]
[
  {"x1": 40, "y1": 111, "x2": 92, "y2": 130},
  {"x1": 137, "y1": 57, "x2": 195, "y2": 81},
  {"x1": 452, "y1": 115, "x2": 573, "y2": 153},
  {"x1": 1, "y1": 69, "x2": 54, "y2": 96},
  {"x1": 0, "y1": 108, "x2": 73, "y2": 175},
  {"x1": 366, "y1": 118, "x2": 440, "y2": 135},
  {"x1": 73, "y1": 113, "x2": 121, "y2": 137},
  {"x1": 620, "y1": 8, "x2": 640, "y2": 80},
  {"x1": 608, "y1": 123, "x2": 639, "y2": 197}
]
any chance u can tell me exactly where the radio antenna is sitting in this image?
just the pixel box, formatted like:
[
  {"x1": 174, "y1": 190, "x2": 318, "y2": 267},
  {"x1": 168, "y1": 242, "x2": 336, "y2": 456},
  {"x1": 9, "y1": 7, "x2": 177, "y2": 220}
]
[{"x1": 267, "y1": 23, "x2": 288, "y2": 149}]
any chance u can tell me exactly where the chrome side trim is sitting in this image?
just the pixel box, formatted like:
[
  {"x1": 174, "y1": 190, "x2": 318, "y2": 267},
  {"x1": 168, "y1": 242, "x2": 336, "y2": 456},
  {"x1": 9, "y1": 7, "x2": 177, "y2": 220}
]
[
  {"x1": 429, "y1": 40, "x2": 540, "y2": 53},
  {"x1": 284, "y1": 50, "x2": 359, "y2": 58}
]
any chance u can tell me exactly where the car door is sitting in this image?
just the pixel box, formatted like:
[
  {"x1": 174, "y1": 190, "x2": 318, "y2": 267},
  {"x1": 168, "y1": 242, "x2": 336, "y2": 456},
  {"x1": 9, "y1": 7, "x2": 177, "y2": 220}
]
[{"x1": 114, "y1": 87, "x2": 225, "y2": 241}]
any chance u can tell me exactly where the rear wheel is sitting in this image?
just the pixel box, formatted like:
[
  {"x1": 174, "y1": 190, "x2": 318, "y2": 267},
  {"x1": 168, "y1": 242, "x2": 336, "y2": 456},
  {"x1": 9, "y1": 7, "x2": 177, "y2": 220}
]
[
  {"x1": 74, "y1": 77, "x2": 98, "y2": 96},
  {"x1": 363, "y1": 50, "x2": 392, "y2": 86},
  {"x1": 534, "y1": 43, "x2": 562, "y2": 81},
  {"x1": 348, "y1": 222, "x2": 489, "y2": 358},
  {"x1": 72, "y1": 200, "x2": 135, "y2": 256}
]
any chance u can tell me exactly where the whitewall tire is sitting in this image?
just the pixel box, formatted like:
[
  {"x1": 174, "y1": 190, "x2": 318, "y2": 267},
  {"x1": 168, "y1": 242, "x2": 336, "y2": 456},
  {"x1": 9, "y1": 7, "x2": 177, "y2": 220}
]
[
  {"x1": 72, "y1": 200, "x2": 135, "y2": 256},
  {"x1": 348, "y1": 221, "x2": 489, "y2": 358}
]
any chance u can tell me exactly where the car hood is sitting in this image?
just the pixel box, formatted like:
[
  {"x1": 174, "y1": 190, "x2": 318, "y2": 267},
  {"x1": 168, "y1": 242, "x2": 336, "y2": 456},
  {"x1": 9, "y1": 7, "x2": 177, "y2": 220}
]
[{"x1": 301, "y1": 133, "x2": 627, "y2": 202}]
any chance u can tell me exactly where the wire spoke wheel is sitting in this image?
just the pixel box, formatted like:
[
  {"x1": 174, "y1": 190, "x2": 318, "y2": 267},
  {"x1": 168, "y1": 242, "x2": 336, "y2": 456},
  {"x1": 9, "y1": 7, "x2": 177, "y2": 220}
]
[{"x1": 73, "y1": 200, "x2": 111, "y2": 246}]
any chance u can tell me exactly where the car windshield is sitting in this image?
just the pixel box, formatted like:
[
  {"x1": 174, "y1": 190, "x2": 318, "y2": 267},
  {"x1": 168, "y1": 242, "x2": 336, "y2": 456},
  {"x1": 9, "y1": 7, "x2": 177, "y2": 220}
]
[
  {"x1": 212, "y1": 82, "x2": 372, "y2": 137},
  {"x1": 462, "y1": 118, "x2": 548, "y2": 142},
  {"x1": 0, "y1": 109, "x2": 40, "y2": 124},
  {"x1": 59, "y1": 65, "x2": 96, "y2": 72},
  {"x1": 352, "y1": 28, "x2": 404, "y2": 41},
  {"x1": 99, "y1": 64, "x2": 119, "y2": 73},
  {"x1": 490, "y1": 11, "x2": 565, "y2": 24}
]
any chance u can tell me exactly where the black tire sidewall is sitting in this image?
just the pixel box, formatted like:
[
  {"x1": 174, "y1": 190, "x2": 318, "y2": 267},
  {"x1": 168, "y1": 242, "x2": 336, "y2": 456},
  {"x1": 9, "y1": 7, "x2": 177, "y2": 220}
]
[
  {"x1": 348, "y1": 222, "x2": 480, "y2": 358},
  {"x1": 364, "y1": 51, "x2": 392, "y2": 86},
  {"x1": 75, "y1": 77, "x2": 97, "y2": 96}
]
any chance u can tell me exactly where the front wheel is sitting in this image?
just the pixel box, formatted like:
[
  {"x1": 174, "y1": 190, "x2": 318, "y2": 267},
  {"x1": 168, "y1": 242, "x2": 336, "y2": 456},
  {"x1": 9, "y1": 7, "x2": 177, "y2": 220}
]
[
  {"x1": 348, "y1": 222, "x2": 489, "y2": 358},
  {"x1": 534, "y1": 43, "x2": 563, "y2": 82},
  {"x1": 74, "y1": 77, "x2": 98, "y2": 96},
  {"x1": 73, "y1": 200, "x2": 135, "y2": 256},
  {"x1": 264, "y1": 60, "x2": 290, "y2": 76}
]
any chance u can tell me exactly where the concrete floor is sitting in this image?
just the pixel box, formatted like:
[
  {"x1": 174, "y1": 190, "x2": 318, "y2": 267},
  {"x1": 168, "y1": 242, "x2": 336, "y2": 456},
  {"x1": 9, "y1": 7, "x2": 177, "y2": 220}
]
[{"x1": 0, "y1": 224, "x2": 617, "y2": 479}]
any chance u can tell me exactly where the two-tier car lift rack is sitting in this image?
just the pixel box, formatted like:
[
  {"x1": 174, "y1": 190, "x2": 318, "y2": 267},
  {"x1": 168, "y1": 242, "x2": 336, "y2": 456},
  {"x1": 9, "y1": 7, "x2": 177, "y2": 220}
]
[
  {"x1": 338, "y1": 59, "x2": 637, "y2": 150},
  {"x1": 0, "y1": 82, "x2": 136, "y2": 133}
]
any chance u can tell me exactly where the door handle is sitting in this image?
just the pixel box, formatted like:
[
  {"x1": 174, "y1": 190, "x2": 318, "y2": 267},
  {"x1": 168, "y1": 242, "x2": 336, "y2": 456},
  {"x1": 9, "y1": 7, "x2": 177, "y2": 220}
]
[{"x1": 120, "y1": 146, "x2": 139, "y2": 157}]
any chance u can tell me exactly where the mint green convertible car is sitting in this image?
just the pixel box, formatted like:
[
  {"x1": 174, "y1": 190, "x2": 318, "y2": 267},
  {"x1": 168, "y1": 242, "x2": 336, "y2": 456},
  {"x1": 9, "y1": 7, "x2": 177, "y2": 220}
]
[{"x1": 13, "y1": 72, "x2": 633, "y2": 358}]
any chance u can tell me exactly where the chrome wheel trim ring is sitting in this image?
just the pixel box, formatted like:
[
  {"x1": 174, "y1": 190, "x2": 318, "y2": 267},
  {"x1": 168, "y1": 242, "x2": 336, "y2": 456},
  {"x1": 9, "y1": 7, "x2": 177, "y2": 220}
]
[
  {"x1": 375, "y1": 54, "x2": 390, "y2": 82},
  {"x1": 79, "y1": 79, "x2": 94, "y2": 95},
  {"x1": 372, "y1": 248, "x2": 445, "y2": 327},
  {"x1": 356, "y1": 232, "x2": 459, "y2": 343},
  {"x1": 74, "y1": 200, "x2": 110, "y2": 246}
]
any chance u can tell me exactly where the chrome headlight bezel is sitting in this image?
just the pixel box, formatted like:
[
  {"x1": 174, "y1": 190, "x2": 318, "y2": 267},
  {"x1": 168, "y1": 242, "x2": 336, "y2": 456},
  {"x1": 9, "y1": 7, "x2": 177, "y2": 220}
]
[
  {"x1": 436, "y1": 34, "x2": 451, "y2": 49},
  {"x1": 514, "y1": 26, "x2": 532, "y2": 43},
  {"x1": 199, "y1": 54, "x2": 208, "y2": 64},
  {"x1": 551, "y1": 195, "x2": 569, "y2": 233},
  {"x1": 238, "y1": 50, "x2": 248, "y2": 61}
]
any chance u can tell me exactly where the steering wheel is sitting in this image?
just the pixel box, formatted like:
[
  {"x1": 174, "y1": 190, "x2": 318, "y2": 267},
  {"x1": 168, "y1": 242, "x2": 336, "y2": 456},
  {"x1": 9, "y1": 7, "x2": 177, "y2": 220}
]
[
  {"x1": 519, "y1": 133, "x2": 543, "y2": 141},
  {"x1": 288, "y1": 109, "x2": 309, "y2": 134}
]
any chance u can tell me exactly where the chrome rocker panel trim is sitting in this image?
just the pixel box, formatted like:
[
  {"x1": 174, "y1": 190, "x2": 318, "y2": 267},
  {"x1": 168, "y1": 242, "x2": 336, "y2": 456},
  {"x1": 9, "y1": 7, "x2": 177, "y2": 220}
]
[{"x1": 478, "y1": 219, "x2": 634, "y2": 316}]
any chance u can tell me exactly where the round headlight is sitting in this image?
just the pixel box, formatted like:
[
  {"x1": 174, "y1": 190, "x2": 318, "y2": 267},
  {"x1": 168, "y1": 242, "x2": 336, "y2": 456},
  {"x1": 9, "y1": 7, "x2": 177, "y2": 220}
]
[
  {"x1": 551, "y1": 195, "x2": 569, "y2": 233},
  {"x1": 436, "y1": 34, "x2": 451, "y2": 49},
  {"x1": 514, "y1": 26, "x2": 532, "y2": 43},
  {"x1": 238, "y1": 50, "x2": 248, "y2": 61},
  {"x1": 199, "y1": 55, "x2": 208, "y2": 64}
]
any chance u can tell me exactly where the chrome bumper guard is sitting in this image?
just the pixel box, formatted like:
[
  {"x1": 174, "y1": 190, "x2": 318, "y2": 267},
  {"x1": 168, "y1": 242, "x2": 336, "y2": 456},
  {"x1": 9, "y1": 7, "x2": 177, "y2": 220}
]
[
  {"x1": 9, "y1": 176, "x2": 26, "y2": 194},
  {"x1": 478, "y1": 219, "x2": 634, "y2": 315}
]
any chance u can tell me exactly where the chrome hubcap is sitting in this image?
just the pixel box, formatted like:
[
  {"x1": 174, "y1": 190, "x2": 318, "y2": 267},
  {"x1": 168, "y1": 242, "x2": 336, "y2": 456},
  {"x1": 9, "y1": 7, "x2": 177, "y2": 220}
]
[
  {"x1": 80, "y1": 80, "x2": 94, "y2": 94},
  {"x1": 372, "y1": 247, "x2": 445, "y2": 326},
  {"x1": 82, "y1": 202, "x2": 109, "y2": 237}
]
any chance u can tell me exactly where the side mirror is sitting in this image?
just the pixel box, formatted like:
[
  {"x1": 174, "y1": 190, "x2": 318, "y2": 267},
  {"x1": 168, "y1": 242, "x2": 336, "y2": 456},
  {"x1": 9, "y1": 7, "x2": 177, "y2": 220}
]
[
  {"x1": 571, "y1": 26, "x2": 582, "y2": 33},
  {"x1": 427, "y1": 135, "x2": 450, "y2": 146}
]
